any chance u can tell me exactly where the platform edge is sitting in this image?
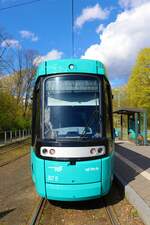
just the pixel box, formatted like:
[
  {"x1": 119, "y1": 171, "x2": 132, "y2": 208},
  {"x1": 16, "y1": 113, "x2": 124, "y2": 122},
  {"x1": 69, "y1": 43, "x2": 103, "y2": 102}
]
[{"x1": 115, "y1": 172, "x2": 150, "y2": 225}]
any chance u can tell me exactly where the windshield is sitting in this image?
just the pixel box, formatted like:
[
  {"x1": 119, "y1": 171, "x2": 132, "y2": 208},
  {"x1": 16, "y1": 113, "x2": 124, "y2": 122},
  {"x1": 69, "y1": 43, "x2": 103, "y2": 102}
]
[{"x1": 43, "y1": 75, "x2": 101, "y2": 140}]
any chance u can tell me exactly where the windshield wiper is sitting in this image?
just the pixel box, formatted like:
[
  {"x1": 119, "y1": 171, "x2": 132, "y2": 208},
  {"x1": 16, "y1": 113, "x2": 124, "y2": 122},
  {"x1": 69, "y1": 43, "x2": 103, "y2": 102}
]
[
  {"x1": 80, "y1": 109, "x2": 100, "y2": 139},
  {"x1": 80, "y1": 94, "x2": 101, "y2": 139}
]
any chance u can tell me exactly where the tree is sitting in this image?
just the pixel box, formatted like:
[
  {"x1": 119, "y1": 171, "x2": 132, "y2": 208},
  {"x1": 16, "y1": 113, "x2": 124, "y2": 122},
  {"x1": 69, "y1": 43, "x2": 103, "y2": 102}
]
[
  {"x1": 127, "y1": 48, "x2": 150, "y2": 125},
  {"x1": 22, "y1": 49, "x2": 37, "y2": 117},
  {"x1": 0, "y1": 29, "x2": 9, "y2": 75},
  {"x1": 0, "y1": 28, "x2": 39, "y2": 131},
  {"x1": 0, "y1": 90, "x2": 26, "y2": 131},
  {"x1": 0, "y1": 48, "x2": 37, "y2": 115},
  {"x1": 0, "y1": 28, "x2": 18, "y2": 76},
  {"x1": 112, "y1": 85, "x2": 128, "y2": 111}
]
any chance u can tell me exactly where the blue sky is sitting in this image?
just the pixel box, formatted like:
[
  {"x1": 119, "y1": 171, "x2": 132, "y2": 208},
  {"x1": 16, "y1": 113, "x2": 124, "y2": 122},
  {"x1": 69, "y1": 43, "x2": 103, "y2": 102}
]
[
  {"x1": 0, "y1": 0, "x2": 150, "y2": 86},
  {"x1": 0, "y1": 0, "x2": 118, "y2": 57}
]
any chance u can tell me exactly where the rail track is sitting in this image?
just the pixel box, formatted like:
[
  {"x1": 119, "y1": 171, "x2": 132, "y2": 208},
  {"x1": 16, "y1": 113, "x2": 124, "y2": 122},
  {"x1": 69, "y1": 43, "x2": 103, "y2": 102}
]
[
  {"x1": 28, "y1": 197, "x2": 121, "y2": 225},
  {"x1": 0, "y1": 152, "x2": 29, "y2": 167},
  {"x1": 0, "y1": 137, "x2": 30, "y2": 154},
  {"x1": 29, "y1": 198, "x2": 47, "y2": 225},
  {"x1": 0, "y1": 138, "x2": 31, "y2": 167},
  {"x1": 103, "y1": 197, "x2": 121, "y2": 225}
]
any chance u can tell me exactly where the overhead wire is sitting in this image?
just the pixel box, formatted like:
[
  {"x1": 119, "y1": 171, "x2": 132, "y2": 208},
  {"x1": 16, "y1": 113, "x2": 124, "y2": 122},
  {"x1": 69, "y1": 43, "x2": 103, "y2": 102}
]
[
  {"x1": 1, "y1": 0, "x2": 76, "y2": 59},
  {"x1": 0, "y1": 0, "x2": 41, "y2": 12}
]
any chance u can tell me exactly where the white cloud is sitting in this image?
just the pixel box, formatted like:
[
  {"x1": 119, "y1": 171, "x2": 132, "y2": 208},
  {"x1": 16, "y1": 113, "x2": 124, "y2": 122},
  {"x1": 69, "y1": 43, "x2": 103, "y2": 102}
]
[
  {"x1": 20, "y1": 30, "x2": 38, "y2": 42},
  {"x1": 82, "y1": 2, "x2": 150, "y2": 84},
  {"x1": 75, "y1": 3, "x2": 109, "y2": 28},
  {"x1": 33, "y1": 49, "x2": 63, "y2": 66},
  {"x1": 1, "y1": 39, "x2": 21, "y2": 48},
  {"x1": 96, "y1": 24, "x2": 105, "y2": 34},
  {"x1": 119, "y1": 0, "x2": 150, "y2": 9}
]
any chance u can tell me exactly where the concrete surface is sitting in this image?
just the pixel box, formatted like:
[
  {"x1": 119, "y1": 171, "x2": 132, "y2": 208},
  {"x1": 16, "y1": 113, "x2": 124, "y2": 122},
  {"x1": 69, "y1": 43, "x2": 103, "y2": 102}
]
[{"x1": 115, "y1": 142, "x2": 150, "y2": 225}]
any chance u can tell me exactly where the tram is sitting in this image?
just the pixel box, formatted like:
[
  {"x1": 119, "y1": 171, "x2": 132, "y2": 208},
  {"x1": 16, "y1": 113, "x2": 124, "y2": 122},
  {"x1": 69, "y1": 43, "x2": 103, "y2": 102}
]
[{"x1": 31, "y1": 59, "x2": 114, "y2": 201}]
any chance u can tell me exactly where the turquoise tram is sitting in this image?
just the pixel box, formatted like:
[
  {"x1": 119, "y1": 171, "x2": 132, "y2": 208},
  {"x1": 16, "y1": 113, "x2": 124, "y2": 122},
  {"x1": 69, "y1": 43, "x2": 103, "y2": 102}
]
[{"x1": 31, "y1": 59, "x2": 114, "y2": 201}]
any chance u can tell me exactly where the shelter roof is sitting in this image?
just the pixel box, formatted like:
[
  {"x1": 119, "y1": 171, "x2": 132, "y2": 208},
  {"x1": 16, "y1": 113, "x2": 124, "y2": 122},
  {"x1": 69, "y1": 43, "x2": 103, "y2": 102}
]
[{"x1": 113, "y1": 107, "x2": 146, "y2": 115}]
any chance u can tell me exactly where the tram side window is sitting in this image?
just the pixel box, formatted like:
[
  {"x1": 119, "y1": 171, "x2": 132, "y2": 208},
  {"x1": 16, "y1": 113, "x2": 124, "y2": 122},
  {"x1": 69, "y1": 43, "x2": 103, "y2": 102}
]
[
  {"x1": 104, "y1": 80, "x2": 113, "y2": 139},
  {"x1": 32, "y1": 82, "x2": 41, "y2": 145}
]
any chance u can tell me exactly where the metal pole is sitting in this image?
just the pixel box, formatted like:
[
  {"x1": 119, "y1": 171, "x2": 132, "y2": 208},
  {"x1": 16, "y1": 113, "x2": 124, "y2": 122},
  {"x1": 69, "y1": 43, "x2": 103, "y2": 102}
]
[
  {"x1": 23, "y1": 130, "x2": 24, "y2": 138},
  {"x1": 71, "y1": 0, "x2": 74, "y2": 58},
  {"x1": 127, "y1": 114, "x2": 129, "y2": 140},
  {"x1": 143, "y1": 111, "x2": 147, "y2": 145},
  {"x1": 4, "y1": 131, "x2": 7, "y2": 143},
  {"x1": 135, "y1": 113, "x2": 138, "y2": 145},
  {"x1": 10, "y1": 130, "x2": 12, "y2": 142},
  {"x1": 121, "y1": 114, "x2": 123, "y2": 140}
]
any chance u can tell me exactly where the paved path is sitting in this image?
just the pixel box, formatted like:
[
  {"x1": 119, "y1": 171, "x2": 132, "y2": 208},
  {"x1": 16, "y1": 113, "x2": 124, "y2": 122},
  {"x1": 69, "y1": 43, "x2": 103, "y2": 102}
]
[
  {"x1": 115, "y1": 141, "x2": 150, "y2": 225},
  {"x1": 0, "y1": 154, "x2": 39, "y2": 225}
]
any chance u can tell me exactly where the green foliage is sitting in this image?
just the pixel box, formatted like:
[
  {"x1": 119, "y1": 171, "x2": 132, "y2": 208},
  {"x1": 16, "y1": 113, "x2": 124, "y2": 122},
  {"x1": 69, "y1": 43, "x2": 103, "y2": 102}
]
[
  {"x1": 0, "y1": 35, "x2": 36, "y2": 131},
  {"x1": 112, "y1": 85, "x2": 128, "y2": 111},
  {"x1": 127, "y1": 48, "x2": 150, "y2": 126},
  {"x1": 113, "y1": 48, "x2": 150, "y2": 128},
  {"x1": 0, "y1": 91, "x2": 31, "y2": 131}
]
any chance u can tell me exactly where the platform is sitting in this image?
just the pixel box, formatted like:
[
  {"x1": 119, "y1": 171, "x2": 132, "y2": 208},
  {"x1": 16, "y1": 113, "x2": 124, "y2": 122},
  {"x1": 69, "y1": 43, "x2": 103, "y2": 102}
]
[{"x1": 114, "y1": 141, "x2": 150, "y2": 225}]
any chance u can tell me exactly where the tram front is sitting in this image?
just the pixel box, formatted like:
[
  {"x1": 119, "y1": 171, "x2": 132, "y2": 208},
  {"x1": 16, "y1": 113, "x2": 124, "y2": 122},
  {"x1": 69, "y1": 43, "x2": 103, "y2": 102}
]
[{"x1": 31, "y1": 60, "x2": 114, "y2": 201}]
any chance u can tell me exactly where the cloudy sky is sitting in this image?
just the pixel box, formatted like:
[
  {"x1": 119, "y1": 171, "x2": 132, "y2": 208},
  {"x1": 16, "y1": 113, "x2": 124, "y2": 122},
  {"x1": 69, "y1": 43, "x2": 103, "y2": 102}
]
[{"x1": 0, "y1": 0, "x2": 150, "y2": 86}]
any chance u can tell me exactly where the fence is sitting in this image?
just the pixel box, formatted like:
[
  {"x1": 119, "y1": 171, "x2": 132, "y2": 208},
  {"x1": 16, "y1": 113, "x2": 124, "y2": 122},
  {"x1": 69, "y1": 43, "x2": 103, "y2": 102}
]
[{"x1": 0, "y1": 129, "x2": 31, "y2": 145}]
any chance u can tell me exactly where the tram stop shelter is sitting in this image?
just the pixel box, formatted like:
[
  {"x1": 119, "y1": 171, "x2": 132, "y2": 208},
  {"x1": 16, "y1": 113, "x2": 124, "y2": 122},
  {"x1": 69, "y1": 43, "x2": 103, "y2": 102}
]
[{"x1": 113, "y1": 108, "x2": 147, "y2": 145}]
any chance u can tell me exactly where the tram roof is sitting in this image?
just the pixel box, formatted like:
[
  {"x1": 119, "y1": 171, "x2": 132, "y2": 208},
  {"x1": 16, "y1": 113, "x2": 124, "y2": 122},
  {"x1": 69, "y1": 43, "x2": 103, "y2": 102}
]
[{"x1": 35, "y1": 59, "x2": 107, "y2": 81}]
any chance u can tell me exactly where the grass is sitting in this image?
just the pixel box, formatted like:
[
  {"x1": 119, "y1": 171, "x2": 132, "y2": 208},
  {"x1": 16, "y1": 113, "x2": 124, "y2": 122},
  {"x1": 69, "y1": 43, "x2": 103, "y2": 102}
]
[{"x1": 130, "y1": 208, "x2": 139, "y2": 218}]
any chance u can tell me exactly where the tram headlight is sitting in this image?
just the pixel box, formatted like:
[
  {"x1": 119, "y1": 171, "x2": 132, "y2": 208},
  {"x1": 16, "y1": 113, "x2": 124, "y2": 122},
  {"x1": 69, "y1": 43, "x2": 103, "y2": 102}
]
[
  {"x1": 49, "y1": 149, "x2": 55, "y2": 155},
  {"x1": 42, "y1": 148, "x2": 48, "y2": 154},
  {"x1": 90, "y1": 146, "x2": 105, "y2": 155},
  {"x1": 90, "y1": 148, "x2": 97, "y2": 155},
  {"x1": 97, "y1": 147, "x2": 105, "y2": 155}
]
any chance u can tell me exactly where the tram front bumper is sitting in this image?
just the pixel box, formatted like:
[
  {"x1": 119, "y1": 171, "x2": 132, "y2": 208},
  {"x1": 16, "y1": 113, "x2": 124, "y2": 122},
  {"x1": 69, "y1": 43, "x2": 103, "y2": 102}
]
[
  {"x1": 31, "y1": 148, "x2": 114, "y2": 200},
  {"x1": 46, "y1": 181, "x2": 102, "y2": 201}
]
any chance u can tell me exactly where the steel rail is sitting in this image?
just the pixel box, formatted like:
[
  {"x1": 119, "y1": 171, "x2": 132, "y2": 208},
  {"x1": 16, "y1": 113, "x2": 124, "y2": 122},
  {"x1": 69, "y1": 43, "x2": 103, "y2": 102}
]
[
  {"x1": 28, "y1": 198, "x2": 47, "y2": 225},
  {"x1": 103, "y1": 198, "x2": 121, "y2": 225},
  {"x1": 0, "y1": 138, "x2": 30, "y2": 154},
  {"x1": 0, "y1": 152, "x2": 29, "y2": 167}
]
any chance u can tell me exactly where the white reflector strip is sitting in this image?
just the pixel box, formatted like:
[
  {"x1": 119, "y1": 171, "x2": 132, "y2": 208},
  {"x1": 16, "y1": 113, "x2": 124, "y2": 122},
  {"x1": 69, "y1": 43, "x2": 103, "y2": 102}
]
[{"x1": 40, "y1": 146, "x2": 105, "y2": 158}]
